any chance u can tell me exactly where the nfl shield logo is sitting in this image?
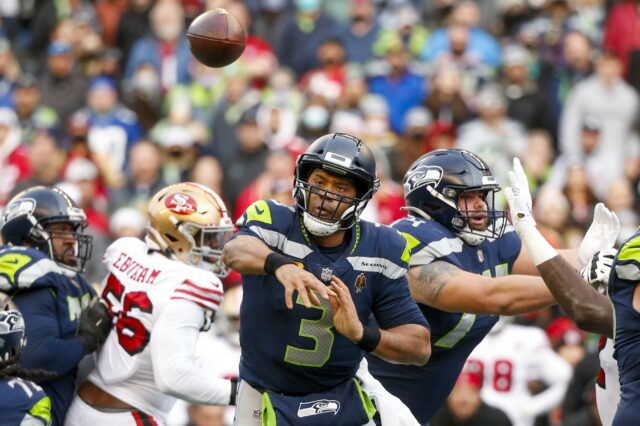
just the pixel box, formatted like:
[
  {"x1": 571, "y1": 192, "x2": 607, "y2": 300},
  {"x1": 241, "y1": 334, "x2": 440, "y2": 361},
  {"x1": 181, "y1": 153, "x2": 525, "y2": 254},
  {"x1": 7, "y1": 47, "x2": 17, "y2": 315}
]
[
  {"x1": 477, "y1": 249, "x2": 484, "y2": 262},
  {"x1": 320, "y1": 267, "x2": 333, "y2": 284},
  {"x1": 355, "y1": 273, "x2": 366, "y2": 293}
]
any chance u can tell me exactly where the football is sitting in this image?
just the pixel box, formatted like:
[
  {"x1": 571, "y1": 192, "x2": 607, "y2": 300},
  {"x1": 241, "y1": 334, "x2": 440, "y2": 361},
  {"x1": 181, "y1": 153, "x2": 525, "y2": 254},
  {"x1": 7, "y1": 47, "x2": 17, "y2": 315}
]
[{"x1": 187, "y1": 8, "x2": 246, "y2": 68}]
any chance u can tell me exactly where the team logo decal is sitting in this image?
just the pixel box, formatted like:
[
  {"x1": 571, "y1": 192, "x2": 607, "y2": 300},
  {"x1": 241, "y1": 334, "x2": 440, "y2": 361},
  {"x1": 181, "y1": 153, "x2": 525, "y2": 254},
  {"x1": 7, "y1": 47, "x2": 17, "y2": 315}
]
[
  {"x1": 0, "y1": 198, "x2": 36, "y2": 225},
  {"x1": 355, "y1": 273, "x2": 366, "y2": 293},
  {"x1": 297, "y1": 399, "x2": 340, "y2": 417},
  {"x1": 320, "y1": 267, "x2": 333, "y2": 284},
  {"x1": 403, "y1": 165, "x2": 443, "y2": 194},
  {"x1": 165, "y1": 193, "x2": 197, "y2": 215},
  {"x1": 477, "y1": 249, "x2": 484, "y2": 262},
  {"x1": 252, "y1": 409, "x2": 262, "y2": 422}
]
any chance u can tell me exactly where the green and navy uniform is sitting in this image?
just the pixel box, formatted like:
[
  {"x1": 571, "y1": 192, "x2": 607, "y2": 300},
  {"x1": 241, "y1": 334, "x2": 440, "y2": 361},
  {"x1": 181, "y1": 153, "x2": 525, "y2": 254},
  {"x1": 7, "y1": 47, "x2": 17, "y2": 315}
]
[
  {"x1": 367, "y1": 216, "x2": 522, "y2": 424},
  {"x1": 0, "y1": 245, "x2": 96, "y2": 426},
  {"x1": 0, "y1": 377, "x2": 52, "y2": 425},
  {"x1": 235, "y1": 200, "x2": 429, "y2": 398},
  {"x1": 610, "y1": 231, "x2": 640, "y2": 425}
]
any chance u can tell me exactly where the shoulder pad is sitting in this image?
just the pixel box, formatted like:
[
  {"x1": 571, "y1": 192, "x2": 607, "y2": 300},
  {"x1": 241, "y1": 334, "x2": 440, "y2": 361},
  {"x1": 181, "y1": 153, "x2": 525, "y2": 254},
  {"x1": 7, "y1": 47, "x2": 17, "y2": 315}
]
[
  {"x1": 615, "y1": 234, "x2": 640, "y2": 280},
  {"x1": 0, "y1": 246, "x2": 74, "y2": 293},
  {"x1": 169, "y1": 267, "x2": 224, "y2": 312},
  {"x1": 236, "y1": 199, "x2": 295, "y2": 228},
  {"x1": 392, "y1": 219, "x2": 462, "y2": 267}
]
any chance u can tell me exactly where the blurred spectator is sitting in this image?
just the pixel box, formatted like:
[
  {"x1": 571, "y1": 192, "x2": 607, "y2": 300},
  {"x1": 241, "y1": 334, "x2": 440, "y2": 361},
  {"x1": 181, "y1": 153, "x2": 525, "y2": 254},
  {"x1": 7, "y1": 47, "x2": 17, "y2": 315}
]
[
  {"x1": 373, "y1": 2, "x2": 429, "y2": 59},
  {"x1": 82, "y1": 76, "x2": 143, "y2": 174},
  {"x1": 529, "y1": 0, "x2": 576, "y2": 67},
  {"x1": 546, "y1": 316, "x2": 586, "y2": 368},
  {"x1": 95, "y1": 0, "x2": 128, "y2": 48},
  {"x1": 109, "y1": 139, "x2": 166, "y2": 213},
  {"x1": 221, "y1": 105, "x2": 270, "y2": 212},
  {"x1": 431, "y1": 370, "x2": 512, "y2": 426},
  {"x1": 359, "y1": 93, "x2": 397, "y2": 148},
  {"x1": 561, "y1": 163, "x2": 597, "y2": 231},
  {"x1": 532, "y1": 185, "x2": 571, "y2": 248},
  {"x1": 115, "y1": 0, "x2": 153, "y2": 65},
  {"x1": 604, "y1": 177, "x2": 639, "y2": 246},
  {"x1": 456, "y1": 84, "x2": 527, "y2": 189},
  {"x1": 562, "y1": 350, "x2": 602, "y2": 426},
  {"x1": 468, "y1": 317, "x2": 572, "y2": 426},
  {"x1": 274, "y1": 0, "x2": 341, "y2": 78},
  {"x1": 124, "y1": 62, "x2": 163, "y2": 131},
  {"x1": 189, "y1": 155, "x2": 224, "y2": 195},
  {"x1": 256, "y1": 103, "x2": 301, "y2": 151},
  {"x1": 39, "y1": 41, "x2": 88, "y2": 126},
  {"x1": 109, "y1": 206, "x2": 147, "y2": 240},
  {"x1": 338, "y1": 0, "x2": 382, "y2": 64},
  {"x1": 299, "y1": 37, "x2": 348, "y2": 101},
  {"x1": 298, "y1": 99, "x2": 333, "y2": 142},
  {"x1": 125, "y1": 0, "x2": 191, "y2": 91},
  {"x1": 422, "y1": 1, "x2": 502, "y2": 71},
  {"x1": 261, "y1": 67, "x2": 304, "y2": 114},
  {"x1": 153, "y1": 124, "x2": 198, "y2": 185},
  {"x1": 554, "y1": 53, "x2": 640, "y2": 200},
  {"x1": 388, "y1": 105, "x2": 432, "y2": 183},
  {"x1": 11, "y1": 129, "x2": 66, "y2": 196},
  {"x1": 543, "y1": 31, "x2": 594, "y2": 120},
  {"x1": 423, "y1": 63, "x2": 472, "y2": 128},
  {"x1": 425, "y1": 120, "x2": 457, "y2": 153},
  {"x1": 0, "y1": 38, "x2": 19, "y2": 108},
  {"x1": 0, "y1": 107, "x2": 28, "y2": 207},
  {"x1": 500, "y1": 44, "x2": 557, "y2": 140},
  {"x1": 361, "y1": 149, "x2": 405, "y2": 225},
  {"x1": 603, "y1": 0, "x2": 640, "y2": 88},
  {"x1": 234, "y1": 149, "x2": 294, "y2": 222},
  {"x1": 522, "y1": 129, "x2": 555, "y2": 196},
  {"x1": 13, "y1": 73, "x2": 59, "y2": 143},
  {"x1": 368, "y1": 41, "x2": 426, "y2": 134}
]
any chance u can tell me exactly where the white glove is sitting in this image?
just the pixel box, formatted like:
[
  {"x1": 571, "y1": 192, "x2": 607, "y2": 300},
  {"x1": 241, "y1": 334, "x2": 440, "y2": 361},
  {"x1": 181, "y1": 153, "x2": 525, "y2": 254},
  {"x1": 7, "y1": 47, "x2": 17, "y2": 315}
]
[
  {"x1": 578, "y1": 203, "x2": 620, "y2": 268},
  {"x1": 504, "y1": 157, "x2": 557, "y2": 266},
  {"x1": 503, "y1": 157, "x2": 536, "y2": 230},
  {"x1": 580, "y1": 248, "x2": 617, "y2": 295}
]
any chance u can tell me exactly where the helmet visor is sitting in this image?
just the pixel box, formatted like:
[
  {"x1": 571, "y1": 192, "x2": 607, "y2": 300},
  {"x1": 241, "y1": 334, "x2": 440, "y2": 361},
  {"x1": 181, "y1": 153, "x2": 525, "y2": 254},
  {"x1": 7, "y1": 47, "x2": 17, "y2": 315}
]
[{"x1": 185, "y1": 222, "x2": 235, "y2": 277}]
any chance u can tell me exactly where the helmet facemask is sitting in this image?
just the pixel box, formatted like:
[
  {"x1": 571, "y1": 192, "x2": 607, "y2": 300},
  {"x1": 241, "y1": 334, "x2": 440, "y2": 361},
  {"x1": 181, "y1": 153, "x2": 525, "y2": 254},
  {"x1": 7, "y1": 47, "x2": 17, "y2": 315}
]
[
  {"x1": 180, "y1": 220, "x2": 235, "y2": 278},
  {"x1": 32, "y1": 213, "x2": 93, "y2": 274},
  {"x1": 451, "y1": 188, "x2": 507, "y2": 246}
]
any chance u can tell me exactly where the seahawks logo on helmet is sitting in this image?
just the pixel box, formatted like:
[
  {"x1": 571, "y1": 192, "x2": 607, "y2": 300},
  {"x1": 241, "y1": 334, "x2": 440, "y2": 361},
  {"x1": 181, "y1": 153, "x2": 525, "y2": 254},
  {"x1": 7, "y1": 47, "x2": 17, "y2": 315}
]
[
  {"x1": 0, "y1": 198, "x2": 36, "y2": 227},
  {"x1": 403, "y1": 165, "x2": 443, "y2": 195}
]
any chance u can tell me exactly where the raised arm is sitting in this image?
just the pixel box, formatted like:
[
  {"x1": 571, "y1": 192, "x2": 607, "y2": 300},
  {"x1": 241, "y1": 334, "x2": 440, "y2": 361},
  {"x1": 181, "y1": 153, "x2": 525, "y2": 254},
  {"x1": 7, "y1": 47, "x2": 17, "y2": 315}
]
[{"x1": 407, "y1": 261, "x2": 556, "y2": 315}]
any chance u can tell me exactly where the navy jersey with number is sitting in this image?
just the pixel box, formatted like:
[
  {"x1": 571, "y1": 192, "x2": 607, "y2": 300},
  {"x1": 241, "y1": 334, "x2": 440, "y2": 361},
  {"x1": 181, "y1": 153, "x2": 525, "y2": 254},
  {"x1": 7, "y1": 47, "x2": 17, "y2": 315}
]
[
  {"x1": 610, "y1": 232, "x2": 640, "y2": 425},
  {"x1": 0, "y1": 245, "x2": 96, "y2": 426},
  {"x1": 0, "y1": 377, "x2": 52, "y2": 425},
  {"x1": 235, "y1": 200, "x2": 429, "y2": 395},
  {"x1": 367, "y1": 216, "x2": 522, "y2": 424}
]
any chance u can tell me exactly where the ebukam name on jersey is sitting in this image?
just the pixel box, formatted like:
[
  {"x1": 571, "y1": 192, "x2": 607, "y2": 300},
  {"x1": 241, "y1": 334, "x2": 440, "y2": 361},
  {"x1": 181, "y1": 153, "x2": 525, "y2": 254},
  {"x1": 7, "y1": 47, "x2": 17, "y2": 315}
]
[{"x1": 112, "y1": 252, "x2": 161, "y2": 284}]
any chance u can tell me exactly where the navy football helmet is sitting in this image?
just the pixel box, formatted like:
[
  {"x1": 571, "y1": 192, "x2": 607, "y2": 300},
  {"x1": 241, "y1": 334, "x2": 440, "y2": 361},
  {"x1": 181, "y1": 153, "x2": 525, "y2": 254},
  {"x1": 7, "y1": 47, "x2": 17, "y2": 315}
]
[
  {"x1": 0, "y1": 309, "x2": 26, "y2": 361},
  {"x1": 294, "y1": 133, "x2": 380, "y2": 236},
  {"x1": 403, "y1": 149, "x2": 506, "y2": 245},
  {"x1": 0, "y1": 186, "x2": 93, "y2": 273}
]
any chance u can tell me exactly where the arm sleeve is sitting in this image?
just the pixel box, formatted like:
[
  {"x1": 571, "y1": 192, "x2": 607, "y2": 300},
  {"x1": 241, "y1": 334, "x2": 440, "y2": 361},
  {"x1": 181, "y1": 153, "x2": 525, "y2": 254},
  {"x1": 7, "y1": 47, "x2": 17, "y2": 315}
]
[
  {"x1": 151, "y1": 299, "x2": 232, "y2": 405},
  {"x1": 14, "y1": 288, "x2": 86, "y2": 376}
]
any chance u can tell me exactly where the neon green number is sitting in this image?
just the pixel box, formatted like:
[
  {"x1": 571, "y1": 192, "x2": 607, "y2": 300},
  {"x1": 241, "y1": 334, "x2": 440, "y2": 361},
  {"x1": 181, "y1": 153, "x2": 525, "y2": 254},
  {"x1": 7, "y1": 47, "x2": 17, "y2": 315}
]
[{"x1": 284, "y1": 296, "x2": 335, "y2": 367}]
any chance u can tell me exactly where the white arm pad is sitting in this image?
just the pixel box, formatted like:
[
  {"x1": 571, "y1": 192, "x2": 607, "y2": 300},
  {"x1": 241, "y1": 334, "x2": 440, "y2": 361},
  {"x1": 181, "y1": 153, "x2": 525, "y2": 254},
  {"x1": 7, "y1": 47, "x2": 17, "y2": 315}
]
[
  {"x1": 515, "y1": 222, "x2": 559, "y2": 267},
  {"x1": 151, "y1": 299, "x2": 231, "y2": 405}
]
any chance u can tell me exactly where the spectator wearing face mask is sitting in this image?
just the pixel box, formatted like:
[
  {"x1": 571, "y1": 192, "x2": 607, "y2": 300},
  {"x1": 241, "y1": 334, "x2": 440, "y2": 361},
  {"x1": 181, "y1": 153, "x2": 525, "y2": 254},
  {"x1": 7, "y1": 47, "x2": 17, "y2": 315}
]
[
  {"x1": 124, "y1": 0, "x2": 191, "y2": 91},
  {"x1": 338, "y1": 0, "x2": 382, "y2": 64}
]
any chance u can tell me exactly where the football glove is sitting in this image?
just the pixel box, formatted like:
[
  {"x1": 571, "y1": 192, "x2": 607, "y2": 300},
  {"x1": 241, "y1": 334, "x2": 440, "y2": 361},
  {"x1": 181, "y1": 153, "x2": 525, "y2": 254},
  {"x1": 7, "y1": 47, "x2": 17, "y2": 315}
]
[
  {"x1": 77, "y1": 298, "x2": 113, "y2": 353},
  {"x1": 229, "y1": 376, "x2": 239, "y2": 406},
  {"x1": 578, "y1": 203, "x2": 620, "y2": 268},
  {"x1": 580, "y1": 248, "x2": 617, "y2": 295}
]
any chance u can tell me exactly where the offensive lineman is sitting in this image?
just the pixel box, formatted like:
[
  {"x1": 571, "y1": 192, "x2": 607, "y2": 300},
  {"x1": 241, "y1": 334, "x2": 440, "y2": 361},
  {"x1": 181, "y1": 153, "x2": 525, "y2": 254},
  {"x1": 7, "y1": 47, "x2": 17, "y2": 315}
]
[{"x1": 65, "y1": 183, "x2": 237, "y2": 425}]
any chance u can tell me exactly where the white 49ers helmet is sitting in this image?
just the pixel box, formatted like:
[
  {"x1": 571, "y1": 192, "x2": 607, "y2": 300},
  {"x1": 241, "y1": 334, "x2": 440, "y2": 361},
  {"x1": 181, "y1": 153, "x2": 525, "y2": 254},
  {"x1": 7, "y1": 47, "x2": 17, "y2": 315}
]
[{"x1": 146, "y1": 182, "x2": 234, "y2": 277}]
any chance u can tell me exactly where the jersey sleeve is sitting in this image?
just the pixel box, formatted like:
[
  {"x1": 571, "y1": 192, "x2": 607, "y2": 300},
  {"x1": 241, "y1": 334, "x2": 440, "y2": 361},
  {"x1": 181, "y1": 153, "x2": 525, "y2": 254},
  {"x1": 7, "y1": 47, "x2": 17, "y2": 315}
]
[
  {"x1": 392, "y1": 218, "x2": 462, "y2": 267},
  {"x1": 169, "y1": 273, "x2": 224, "y2": 313},
  {"x1": 370, "y1": 226, "x2": 430, "y2": 330},
  {"x1": 614, "y1": 234, "x2": 640, "y2": 283},
  {"x1": 0, "y1": 247, "x2": 73, "y2": 294},
  {"x1": 234, "y1": 200, "x2": 299, "y2": 253}
]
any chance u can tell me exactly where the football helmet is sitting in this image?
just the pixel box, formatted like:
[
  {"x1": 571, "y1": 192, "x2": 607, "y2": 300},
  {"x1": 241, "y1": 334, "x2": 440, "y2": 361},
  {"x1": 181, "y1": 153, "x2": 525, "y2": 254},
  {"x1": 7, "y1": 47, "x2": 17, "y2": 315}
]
[
  {"x1": 293, "y1": 133, "x2": 380, "y2": 236},
  {"x1": 146, "y1": 182, "x2": 234, "y2": 277},
  {"x1": 403, "y1": 149, "x2": 507, "y2": 246},
  {"x1": 0, "y1": 308, "x2": 26, "y2": 361},
  {"x1": 0, "y1": 186, "x2": 93, "y2": 272}
]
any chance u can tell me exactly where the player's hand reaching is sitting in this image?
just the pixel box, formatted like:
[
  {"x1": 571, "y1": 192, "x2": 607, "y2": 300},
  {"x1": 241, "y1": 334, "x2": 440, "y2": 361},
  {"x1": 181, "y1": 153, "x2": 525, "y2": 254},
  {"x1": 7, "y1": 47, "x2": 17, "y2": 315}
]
[
  {"x1": 77, "y1": 298, "x2": 113, "y2": 353},
  {"x1": 328, "y1": 275, "x2": 364, "y2": 343},
  {"x1": 580, "y1": 248, "x2": 617, "y2": 295},
  {"x1": 275, "y1": 264, "x2": 335, "y2": 309},
  {"x1": 578, "y1": 203, "x2": 620, "y2": 268},
  {"x1": 503, "y1": 157, "x2": 536, "y2": 231}
]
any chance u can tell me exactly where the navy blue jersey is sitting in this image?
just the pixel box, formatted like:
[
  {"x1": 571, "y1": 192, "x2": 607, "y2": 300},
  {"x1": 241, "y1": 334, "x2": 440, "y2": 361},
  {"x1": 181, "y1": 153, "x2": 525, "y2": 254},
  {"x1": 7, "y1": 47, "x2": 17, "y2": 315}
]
[
  {"x1": 367, "y1": 216, "x2": 522, "y2": 424},
  {"x1": 0, "y1": 377, "x2": 52, "y2": 425},
  {"x1": 0, "y1": 245, "x2": 96, "y2": 426},
  {"x1": 235, "y1": 200, "x2": 429, "y2": 395},
  {"x1": 610, "y1": 232, "x2": 640, "y2": 425}
]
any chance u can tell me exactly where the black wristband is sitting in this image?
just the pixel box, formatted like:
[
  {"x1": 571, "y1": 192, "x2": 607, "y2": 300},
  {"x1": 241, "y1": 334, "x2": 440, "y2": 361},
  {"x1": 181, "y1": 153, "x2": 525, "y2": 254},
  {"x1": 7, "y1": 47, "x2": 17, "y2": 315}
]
[
  {"x1": 229, "y1": 376, "x2": 239, "y2": 406},
  {"x1": 357, "y1": 326, "x2": 381, "y2": 352},
  {"x1": 264, "y1": 252, "x2": 296, "y2": 275}
]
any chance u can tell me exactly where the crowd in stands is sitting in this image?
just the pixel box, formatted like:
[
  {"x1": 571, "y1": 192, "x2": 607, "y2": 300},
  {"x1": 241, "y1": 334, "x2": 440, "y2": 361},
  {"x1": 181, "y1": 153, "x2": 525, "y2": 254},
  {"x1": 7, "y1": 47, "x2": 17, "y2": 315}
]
[{"x1": 0, "y1": 0, "x2": 638, "y2": 424}]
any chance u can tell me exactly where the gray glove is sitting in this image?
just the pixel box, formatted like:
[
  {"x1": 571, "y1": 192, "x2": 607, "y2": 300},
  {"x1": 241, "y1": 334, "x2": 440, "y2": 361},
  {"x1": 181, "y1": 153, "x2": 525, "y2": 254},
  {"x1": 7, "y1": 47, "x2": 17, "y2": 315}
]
[{"x1": 77, "y1": 298, "x2": 112, "y2": 353}]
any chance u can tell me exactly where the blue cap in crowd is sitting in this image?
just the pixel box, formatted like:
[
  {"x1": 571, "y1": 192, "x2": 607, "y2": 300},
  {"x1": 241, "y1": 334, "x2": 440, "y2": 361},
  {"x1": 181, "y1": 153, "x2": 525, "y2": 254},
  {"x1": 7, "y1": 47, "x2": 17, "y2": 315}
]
[
  {"x1": 88, "y1": 76, "x2": 117, "y2": 92},
  {"x1": 47, "y1": 42, "x2": 72, "y2": 56}
]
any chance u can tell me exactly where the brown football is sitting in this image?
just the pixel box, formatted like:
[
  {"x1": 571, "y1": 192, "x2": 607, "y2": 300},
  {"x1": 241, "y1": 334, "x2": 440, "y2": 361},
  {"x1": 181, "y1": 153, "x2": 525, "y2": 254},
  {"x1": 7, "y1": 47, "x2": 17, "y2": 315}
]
[{"x1": 187, "y1": 9, "x2": 246, "y2": 68}]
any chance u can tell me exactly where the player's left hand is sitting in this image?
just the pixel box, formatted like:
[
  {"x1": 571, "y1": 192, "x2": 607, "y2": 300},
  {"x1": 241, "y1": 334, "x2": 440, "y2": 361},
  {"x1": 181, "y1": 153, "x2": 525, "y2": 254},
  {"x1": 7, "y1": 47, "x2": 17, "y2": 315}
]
[
  {"x1": 580, "y1": 248, "x2": 617, "y2": 294},
  {"x1": 328, "y1": 275, "x2": 363, "y2": 343},
  {"x1": 578, "y1": 203, "x2": 620, "y2": 268},
  {"x1": 77, "y1": 298, "x2": 113, "y2": 353}
]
